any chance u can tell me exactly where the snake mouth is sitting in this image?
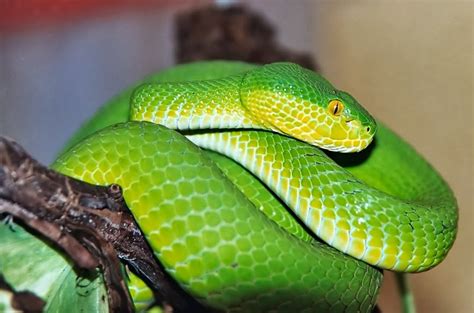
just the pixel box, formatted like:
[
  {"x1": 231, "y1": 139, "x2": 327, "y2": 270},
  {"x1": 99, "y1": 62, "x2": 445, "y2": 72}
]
[
  {"x1": 307, "y1": 118, "x2": 375, "y2": 153},
  {"x1": 314, "y1": 134, "x2": 374, "y2": 153}
]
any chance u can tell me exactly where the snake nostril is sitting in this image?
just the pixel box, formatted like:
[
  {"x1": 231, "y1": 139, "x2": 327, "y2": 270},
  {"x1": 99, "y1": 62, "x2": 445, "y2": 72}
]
[{"x1": 366, "y1": 126, "x2": 371, "y2": 132}]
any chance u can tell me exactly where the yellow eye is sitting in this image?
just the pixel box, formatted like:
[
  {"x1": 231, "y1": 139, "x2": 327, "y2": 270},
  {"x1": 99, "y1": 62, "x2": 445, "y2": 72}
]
[{"x1": 328, "y1": 100, "x2": 344, "y2": 116}]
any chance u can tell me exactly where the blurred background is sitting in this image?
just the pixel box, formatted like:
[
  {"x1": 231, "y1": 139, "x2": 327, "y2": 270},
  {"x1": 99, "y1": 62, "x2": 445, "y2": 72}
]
[{"x1": 0, "y1": 0, "x2": 472, "y2": 312}]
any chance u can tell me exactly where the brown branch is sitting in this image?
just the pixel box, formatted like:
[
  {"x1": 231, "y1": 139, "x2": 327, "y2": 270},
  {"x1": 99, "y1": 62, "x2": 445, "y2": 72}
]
[
  {"x1": 0, "y1": 198, "x2": 99, "y2": 270},
  {"x1": 0, "y1": 136, "x2": 208, "y2": 313},
  {"x1": 175, "y1": 5, "x2": 317, "y2": 71}
]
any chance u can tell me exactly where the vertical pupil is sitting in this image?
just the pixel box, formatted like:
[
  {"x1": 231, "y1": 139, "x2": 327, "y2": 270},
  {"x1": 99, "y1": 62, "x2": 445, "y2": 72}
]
[{"x1": 333, "y1": 102, "x2": 339, "y2": 114}]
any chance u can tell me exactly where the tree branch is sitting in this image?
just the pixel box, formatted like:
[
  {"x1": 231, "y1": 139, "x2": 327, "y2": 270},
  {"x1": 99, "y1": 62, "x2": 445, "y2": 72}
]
[{"x1": 0, "y1": 136, "x2": 207, "y2": 313}]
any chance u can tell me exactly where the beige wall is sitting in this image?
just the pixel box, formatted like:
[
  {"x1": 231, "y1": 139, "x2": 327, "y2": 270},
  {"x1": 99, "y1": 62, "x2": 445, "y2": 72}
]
[{"x1": 312, "y1": 2, "x2": 473, "y2": 312}]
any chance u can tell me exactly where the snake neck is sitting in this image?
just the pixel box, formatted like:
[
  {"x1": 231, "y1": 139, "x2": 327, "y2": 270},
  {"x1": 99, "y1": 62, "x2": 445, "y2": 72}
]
[{"x1": 130, "y1": 74, "x2": 261, "y2": 130}]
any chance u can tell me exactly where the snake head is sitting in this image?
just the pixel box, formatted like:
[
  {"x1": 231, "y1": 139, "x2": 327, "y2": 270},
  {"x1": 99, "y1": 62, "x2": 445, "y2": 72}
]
[{"x1": 241, "y1": 63, "x2": 377, "y2": 152}]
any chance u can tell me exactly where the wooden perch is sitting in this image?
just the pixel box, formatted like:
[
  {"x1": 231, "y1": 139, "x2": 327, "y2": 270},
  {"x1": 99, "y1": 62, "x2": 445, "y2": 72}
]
[{"x1": 0, "y1": 136, "x2": 207, "y2": 313}]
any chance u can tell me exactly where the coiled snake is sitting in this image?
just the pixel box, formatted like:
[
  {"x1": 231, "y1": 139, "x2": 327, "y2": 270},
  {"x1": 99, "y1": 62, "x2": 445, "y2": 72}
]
[{"x1": 1, "y1": 61, "x2": 458, "y2": 312}]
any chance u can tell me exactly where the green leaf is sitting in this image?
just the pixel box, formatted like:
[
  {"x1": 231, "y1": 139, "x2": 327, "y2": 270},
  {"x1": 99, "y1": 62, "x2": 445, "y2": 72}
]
[{"x1": 0, "y1": 222, "x2": 109, "y2": 313}]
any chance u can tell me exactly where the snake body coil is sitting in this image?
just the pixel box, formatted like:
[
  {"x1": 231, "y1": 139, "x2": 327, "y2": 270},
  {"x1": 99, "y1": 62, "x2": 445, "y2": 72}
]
[{"x1": 6, "y1": 61, "x2": 459, "y2": 312}]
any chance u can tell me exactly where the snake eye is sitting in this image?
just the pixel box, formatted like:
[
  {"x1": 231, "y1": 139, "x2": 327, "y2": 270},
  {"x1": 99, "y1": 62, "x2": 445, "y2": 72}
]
[{"x1": 328, "y1": 100, "x2": 344, "y2": 116}]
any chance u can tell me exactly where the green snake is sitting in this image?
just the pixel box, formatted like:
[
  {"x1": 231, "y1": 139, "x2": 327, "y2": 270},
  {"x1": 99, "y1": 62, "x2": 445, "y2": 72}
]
[{"x1": 6, "y1": 61, "x2": 459, "y2": 312}]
